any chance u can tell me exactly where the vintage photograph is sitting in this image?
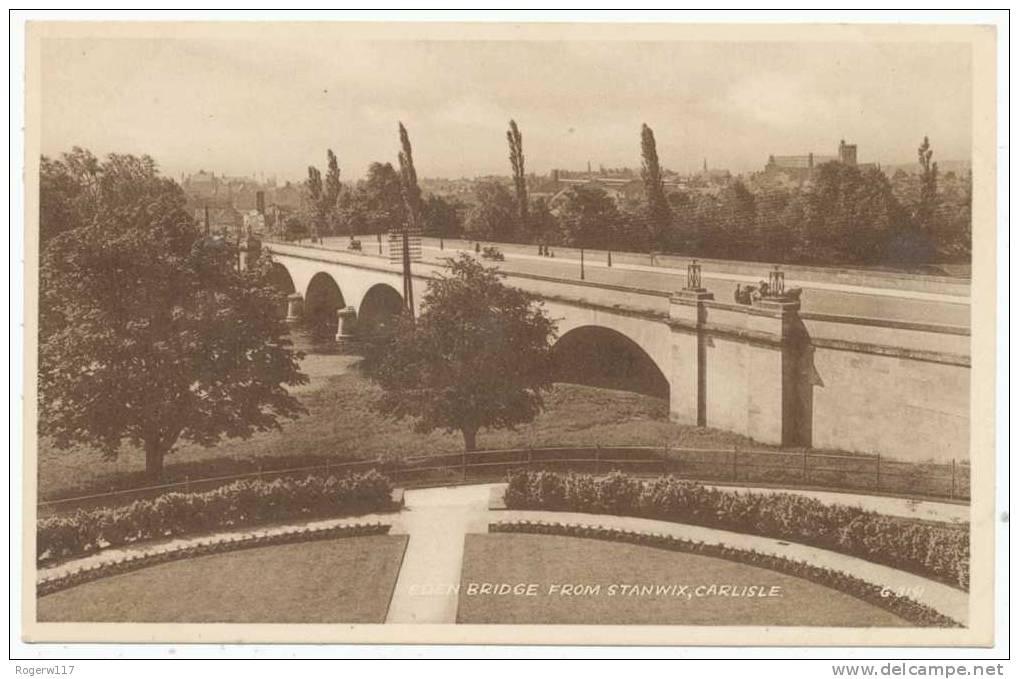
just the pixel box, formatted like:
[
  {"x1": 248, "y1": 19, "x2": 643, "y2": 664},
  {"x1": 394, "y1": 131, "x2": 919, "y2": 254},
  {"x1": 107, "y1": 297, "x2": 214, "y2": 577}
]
[{"x1": 20, "y1": 20, "x2": 998, "y2": 647}]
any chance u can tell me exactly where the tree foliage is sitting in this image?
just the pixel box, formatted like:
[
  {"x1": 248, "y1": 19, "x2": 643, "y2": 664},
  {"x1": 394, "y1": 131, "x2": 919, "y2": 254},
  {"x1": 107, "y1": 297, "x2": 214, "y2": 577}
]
[
  {"x1": 464, "y1": 180, "x2": 517, "y2": 242},
  {"x1": 422, "y1": 194, "x2": 463, "y2": 238},
  {"x1": 304, "y1": 149, "x2": 342, "y2": 240},
  {"x1": 507, "y1": 119, "x2": 529, "y2": 234},
  {"x1": 915, "y1": 135, "x2": 939, "y2": 236},
  {"x1": 397, "y1": 122, "x2": 423, "y2": 232},
  {"x1": 554, "y1": 184, "x2": 621, "y2": 249},
  {"x1": 800, "y1": 162, "x2": 907, "y2": 264},
  {"x1": 640, "y1": 123, "x2": 671, "y2": 250},
  {"x1": 338, "y1": 162, "x2": 407, "y2": 235},
  {"x1": 361, "y1": 254, "x2": 557, "y2": 451},
  {"x1": 38, "y1": 149, "x2": 308, "y2": 477}
]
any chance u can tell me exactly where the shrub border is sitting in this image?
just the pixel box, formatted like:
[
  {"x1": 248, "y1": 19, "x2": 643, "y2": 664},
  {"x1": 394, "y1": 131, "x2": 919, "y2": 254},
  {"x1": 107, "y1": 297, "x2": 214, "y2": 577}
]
[
  {"x1": 37, "y1": 471, "x2": 398, "y2": 565},
  {"x1": 489, "y1": 520, "x2": 962, "y2": 629},
  {"x1": 502, "y1": 471, "x2": 969, "y2": 590},
  {"x1": 38, "y1": 522, "x2": 390, "y2": 597}
]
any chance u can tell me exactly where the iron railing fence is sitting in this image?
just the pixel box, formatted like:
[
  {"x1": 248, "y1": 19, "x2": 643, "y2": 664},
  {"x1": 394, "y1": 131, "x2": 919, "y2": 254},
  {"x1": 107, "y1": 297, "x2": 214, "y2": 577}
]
[{"x1": 37, "y1": 445, "x2": 970, "y2": 517}]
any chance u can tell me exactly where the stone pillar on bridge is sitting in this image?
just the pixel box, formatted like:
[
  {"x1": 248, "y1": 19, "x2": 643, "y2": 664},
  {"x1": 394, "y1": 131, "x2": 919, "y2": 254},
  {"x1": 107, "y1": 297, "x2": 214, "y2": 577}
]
[
  {"x1": 285, "y1": 293, "x2": 304, "y2": 323},
  {"x1": 335, "y1": 306, "x2": 358, "y2": 344},
  {"x1": 669, "y1": 288, "x2": 805, "y2": 447},
  {"x1": 669, "y1": 288, "x2": 714, "y2": 428},
  {"x1": 742, "y1": 297, "x2": 804, "y2": 446}
]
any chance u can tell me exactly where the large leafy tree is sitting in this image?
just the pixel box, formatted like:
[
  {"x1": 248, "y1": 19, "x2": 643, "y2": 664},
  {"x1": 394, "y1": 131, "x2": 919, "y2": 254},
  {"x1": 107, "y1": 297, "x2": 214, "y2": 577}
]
[
  {"x1": 554, "y1": 183, "x2": 620, "y2": 249},
  {"x1": 340, "y1": 162, "x2": 407, "y2": 234},
  {"x1": 422, "y1": 194, "x2": 463, "y2": 238},
  {"x1": 464, "y1": 180, "x2": 517, "y2": 242},
  {"x1": 715, "y1": 179, "x2": 757, "y2": 259},
  {"x1": 39, "y1": 149, "x2": 307, "y2": 477},
  {"x1": 795, "y1": 162, "x2": 907, "y2": 264},
  {"x1": 361, "y1": 254, "x2": 557, "y2": 452}
]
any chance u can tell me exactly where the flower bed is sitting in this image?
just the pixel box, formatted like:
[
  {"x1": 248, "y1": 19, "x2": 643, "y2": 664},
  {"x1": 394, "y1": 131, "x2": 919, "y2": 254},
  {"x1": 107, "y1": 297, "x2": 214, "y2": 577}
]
[
  {"x1": 504, "y1": 470, "x2": 968, "y2": 589},
  {"x1": 37, "y1": 470, "x2": 394, "y2": 564},
  {"x1": 38, "y1": 522, "x2": 390, "y2": 597},
  {"x1": 491, "y1": 520, "x2": 960, "y2": 628}
]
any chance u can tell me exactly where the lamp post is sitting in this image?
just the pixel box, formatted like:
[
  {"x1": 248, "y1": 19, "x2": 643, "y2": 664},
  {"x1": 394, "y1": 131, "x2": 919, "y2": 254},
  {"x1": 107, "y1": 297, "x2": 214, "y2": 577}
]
[
  {"x1": 580, "y1": 247, "x2": 585, "y2": 280},
  {"x1": 686, "y1": 259, "x2": 703, "y2": 291},
  {"x1": 768, "y1": 265, "x2": 785, "y2": 298}
]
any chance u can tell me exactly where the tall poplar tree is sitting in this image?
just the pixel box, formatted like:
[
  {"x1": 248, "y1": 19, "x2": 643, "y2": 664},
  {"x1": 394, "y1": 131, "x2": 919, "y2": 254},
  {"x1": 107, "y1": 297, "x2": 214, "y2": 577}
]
[
  {"x1": 640, "y1": 123, "x2": 671, "y2": 250},
  {"x1": 397, "y1": 122, "x2": 423, "y2": 311},
  {"x1": 397, "y1": 123, "x2": 423, "y2": 231},
  {"x1": 305, "y1": 149, "x2": 341, "y2": 241},
  {"x1": 916, "y1": 135, "x2": 939, "y2": 235},
  {"x1": 507, "y1": 119, "x2": 528, "y2": 238}
]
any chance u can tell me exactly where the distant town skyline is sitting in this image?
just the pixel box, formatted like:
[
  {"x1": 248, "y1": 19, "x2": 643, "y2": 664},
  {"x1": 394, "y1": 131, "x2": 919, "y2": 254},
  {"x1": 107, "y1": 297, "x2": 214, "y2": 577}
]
[{"x1": 39, "y1": 30, "x2": 973, "y2": 182}]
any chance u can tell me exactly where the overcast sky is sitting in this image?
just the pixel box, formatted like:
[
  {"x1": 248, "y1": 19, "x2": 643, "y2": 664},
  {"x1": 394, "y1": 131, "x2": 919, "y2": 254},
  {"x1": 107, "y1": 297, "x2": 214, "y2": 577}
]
[{"x1": 39, "y1": 35, "x2": 972, "y2": 182}]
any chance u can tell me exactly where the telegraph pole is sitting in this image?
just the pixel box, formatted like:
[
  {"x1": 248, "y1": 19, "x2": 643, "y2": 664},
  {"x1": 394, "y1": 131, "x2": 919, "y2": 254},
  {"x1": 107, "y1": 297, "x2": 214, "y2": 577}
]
[
  {"x1": 397, "y1": 122, "x2": 422, "y2": 318},
  {"x1": 402, "y1": 226, "x2": 414, "y2": 313}
]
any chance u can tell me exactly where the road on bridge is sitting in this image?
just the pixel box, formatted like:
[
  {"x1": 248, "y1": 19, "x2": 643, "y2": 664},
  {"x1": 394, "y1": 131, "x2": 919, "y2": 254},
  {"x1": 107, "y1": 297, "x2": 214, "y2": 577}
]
[{"x1": 314, "y1": 236, "x2": 971, "y2": 327}]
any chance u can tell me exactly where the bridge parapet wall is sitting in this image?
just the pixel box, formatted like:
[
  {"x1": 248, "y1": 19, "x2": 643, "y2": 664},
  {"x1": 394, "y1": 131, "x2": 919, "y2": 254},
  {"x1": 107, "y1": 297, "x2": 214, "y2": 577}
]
[
  {"x1": 266, "y1": 241, "x2": 970, "y2": 463},
  {"x1": 797, "y1": 314, "x2": 969, "y2": 461},
  {"x1": 669, "y1": 289, "x2": 969, "y2": 460}
]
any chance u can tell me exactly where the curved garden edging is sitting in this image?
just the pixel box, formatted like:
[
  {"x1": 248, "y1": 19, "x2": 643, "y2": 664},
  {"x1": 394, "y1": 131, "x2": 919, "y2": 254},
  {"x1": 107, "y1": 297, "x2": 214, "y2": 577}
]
[
  {"x1": 493, "y1": 506, "x2": 969, "y2": 626},
  {"x1": 38, "y1": 522, "x2": 391, "y2": 597},
  {"x1": 501, "y1": 471, "x2": 968, "y2": 590},
  {"x1": 490, "y1": 520, "x2": 960, "y2": 628}
]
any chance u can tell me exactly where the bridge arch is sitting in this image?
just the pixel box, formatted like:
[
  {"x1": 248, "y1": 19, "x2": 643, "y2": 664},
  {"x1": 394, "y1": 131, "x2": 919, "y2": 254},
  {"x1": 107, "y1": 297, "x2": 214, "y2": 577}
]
[
  {"x1": 304, "y1": 272, "x2": 346, "y2": 335},
  {"x1": 551, "y1": 324, "x2": 670, "y2": 399},
  {"x1": 266, "y1": 262, "x2": 296, "y2": 295},
  {"x1": 358, "y1": 283, "x2": 404, "y2": 335}
]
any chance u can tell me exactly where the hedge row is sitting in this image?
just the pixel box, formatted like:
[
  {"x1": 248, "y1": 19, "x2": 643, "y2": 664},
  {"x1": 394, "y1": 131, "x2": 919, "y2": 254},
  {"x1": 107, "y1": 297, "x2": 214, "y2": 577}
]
[
  {"x1": 38, "y1": 522, "x2": 390, "y2": 597},
  {"x1": 491, "y1": 520, "x2": 961, "y2": 628},
  {"x1": 38, "y1": 471, "x2": 394, "y2": 563},
  {"x1": 504, "y1": 471, "x2": 969, "y2": 589}
]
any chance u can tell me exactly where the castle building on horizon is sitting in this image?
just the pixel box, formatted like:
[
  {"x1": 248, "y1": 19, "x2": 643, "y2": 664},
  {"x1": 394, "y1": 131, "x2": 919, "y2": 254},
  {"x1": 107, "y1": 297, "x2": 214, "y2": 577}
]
[{"x1": 764, "y1": 139, "x2": 875, "y2": 183}]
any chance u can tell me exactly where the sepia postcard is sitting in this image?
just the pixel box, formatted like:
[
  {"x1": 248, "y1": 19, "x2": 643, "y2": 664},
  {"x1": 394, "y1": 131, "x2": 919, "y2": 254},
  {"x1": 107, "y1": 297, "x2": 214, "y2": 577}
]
[{"x1": 20, "y1": 19, "x2": 998, "y2": 647}]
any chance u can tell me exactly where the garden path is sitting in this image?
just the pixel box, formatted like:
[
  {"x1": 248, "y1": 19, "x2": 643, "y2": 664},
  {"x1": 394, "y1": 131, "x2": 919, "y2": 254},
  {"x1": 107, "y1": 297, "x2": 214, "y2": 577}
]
[
  {"x1": 387, "y1": 484, "x2": 968, "y2": 625},
  {"x1": 384, "y1": 485, "x2": 491, "y2": 623}
]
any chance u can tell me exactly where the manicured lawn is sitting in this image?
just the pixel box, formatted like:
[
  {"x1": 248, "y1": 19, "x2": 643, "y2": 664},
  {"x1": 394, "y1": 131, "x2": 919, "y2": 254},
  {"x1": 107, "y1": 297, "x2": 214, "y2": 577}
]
[
  {"x1": 37, "y1": 535, "x2": 408, "y2": 623},
  {"x1": 456, "y1": 534, "x2": 911, "y2": 627},
  {"x1": 39, "y1": 359, "x2": 762, "y2": 500}
]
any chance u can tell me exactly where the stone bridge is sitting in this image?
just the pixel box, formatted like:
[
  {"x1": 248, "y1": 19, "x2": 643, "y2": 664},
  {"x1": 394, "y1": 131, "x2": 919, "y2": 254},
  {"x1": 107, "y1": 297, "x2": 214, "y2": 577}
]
[{"x1": 258, "y1": 240, "x2": 970, "y2": 463}]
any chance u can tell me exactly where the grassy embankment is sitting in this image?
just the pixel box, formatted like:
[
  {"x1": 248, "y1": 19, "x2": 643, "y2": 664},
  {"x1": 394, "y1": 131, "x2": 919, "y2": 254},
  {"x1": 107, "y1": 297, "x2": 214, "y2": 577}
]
[
  {"x1": 38, "y1": 350, "x2": 966, "y2": 502},
  {"x1": 39, "y1": 354, "x2": 760, "y2": 500}
]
